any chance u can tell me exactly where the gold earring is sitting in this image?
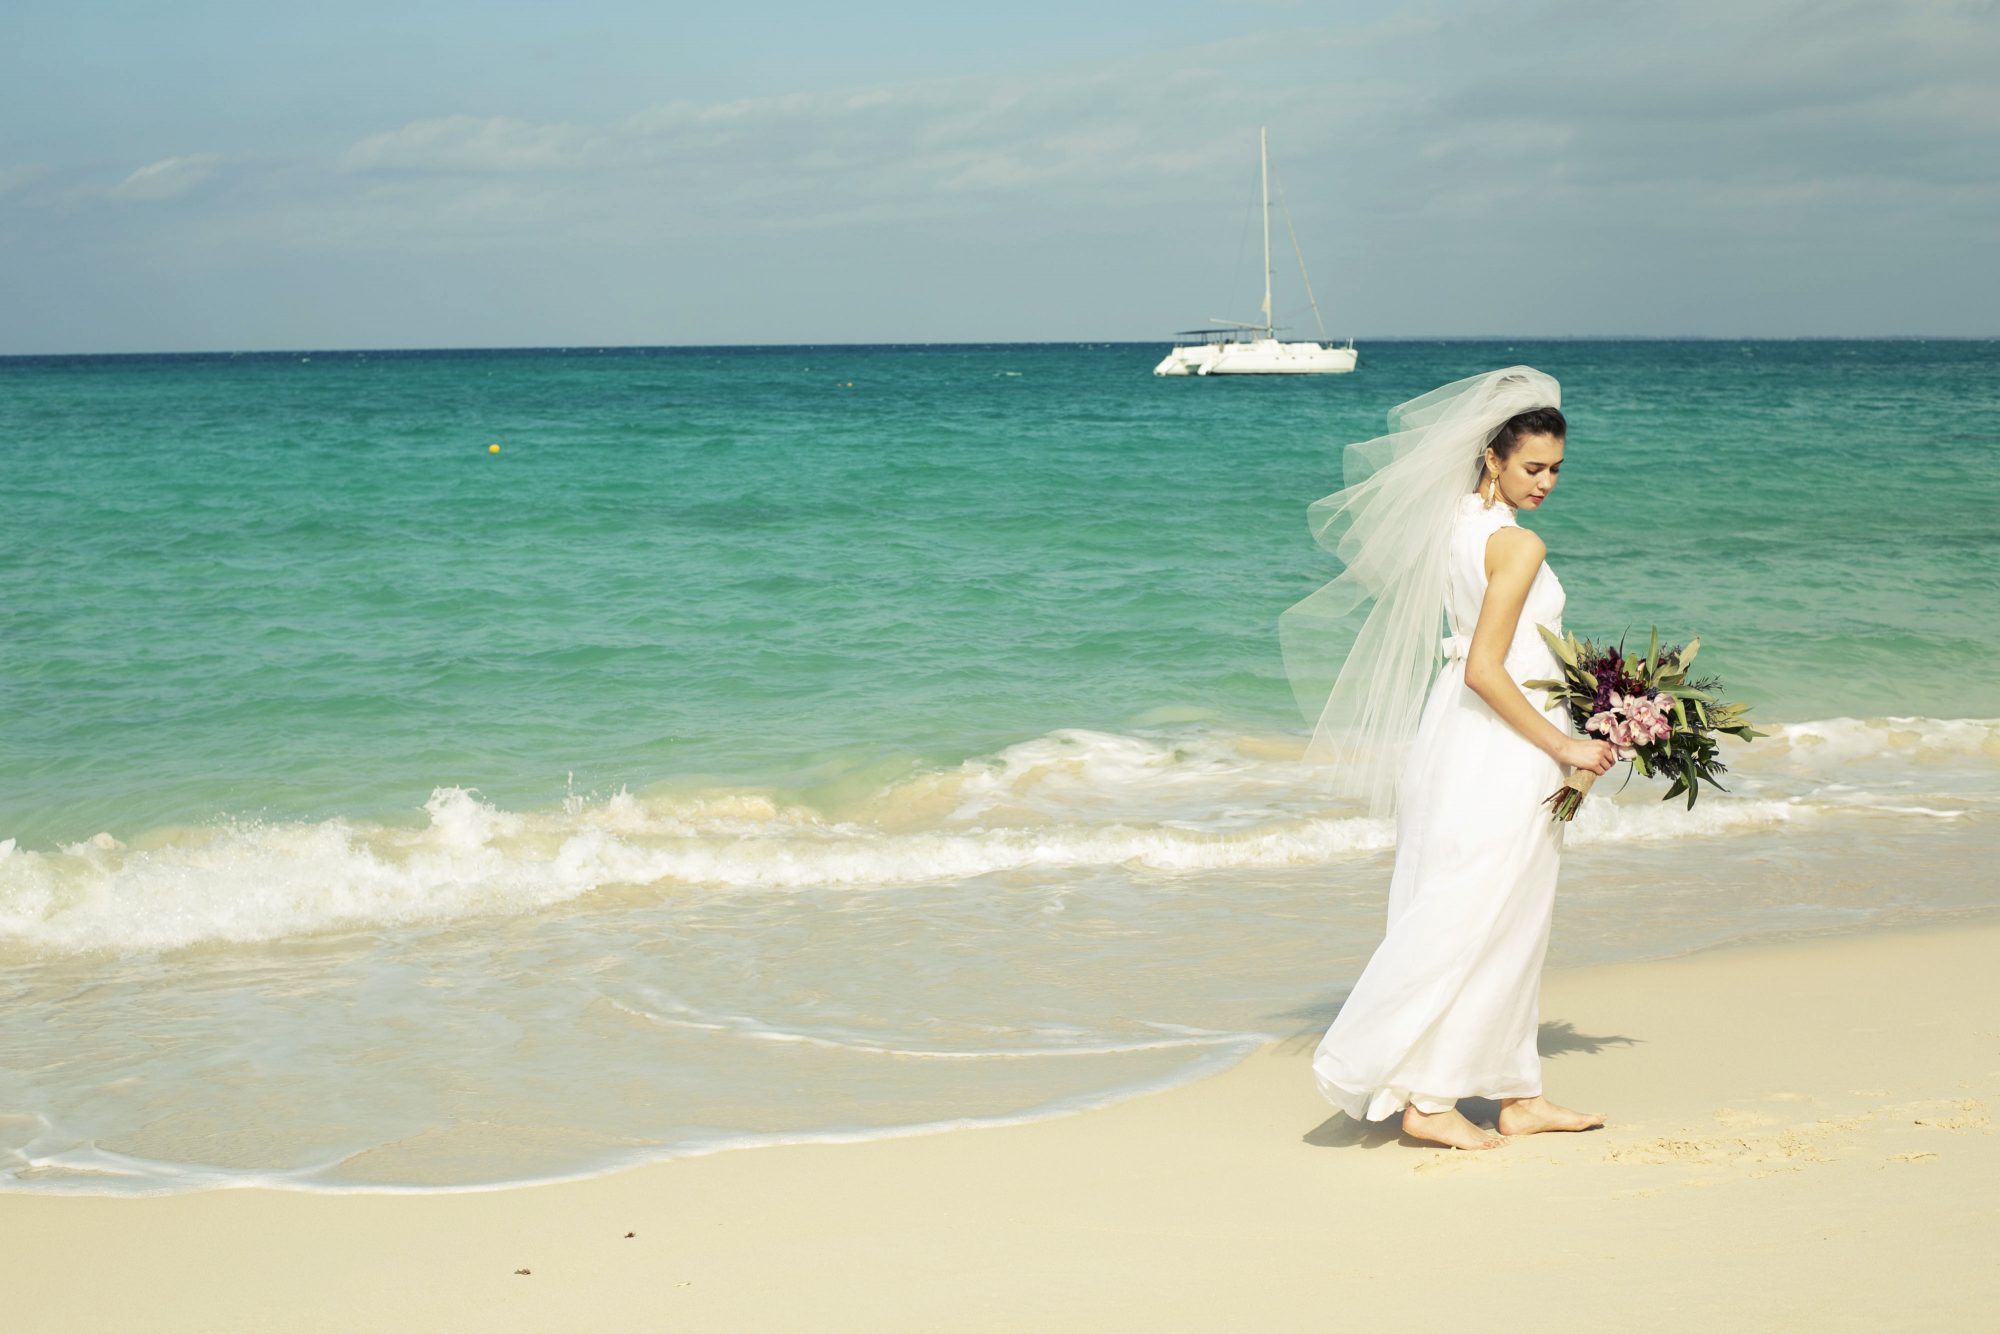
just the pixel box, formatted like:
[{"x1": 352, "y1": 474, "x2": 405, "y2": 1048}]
[{"x1": 1483, "y1": 469, "x2": 1499, "y2": 509}]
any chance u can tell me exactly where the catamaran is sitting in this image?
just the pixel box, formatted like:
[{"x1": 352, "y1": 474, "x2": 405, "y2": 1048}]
[{"x1": 1153, "y1": 128, "x2": 1357, "y2": 377}]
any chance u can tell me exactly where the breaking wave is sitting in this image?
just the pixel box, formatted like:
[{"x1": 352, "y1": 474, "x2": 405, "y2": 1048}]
[{"x1": 3, "y1": 717, "x2": 1991, "y2": 956}]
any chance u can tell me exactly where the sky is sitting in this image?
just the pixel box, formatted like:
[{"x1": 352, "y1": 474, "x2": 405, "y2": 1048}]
[{"x1": 1, "y1": 0, "x2": 1994, "y2": 352}]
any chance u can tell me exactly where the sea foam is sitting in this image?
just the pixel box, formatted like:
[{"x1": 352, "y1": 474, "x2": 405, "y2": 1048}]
[{"x1": 2, "y1": 718, "x2": 1990, "y2": 957}]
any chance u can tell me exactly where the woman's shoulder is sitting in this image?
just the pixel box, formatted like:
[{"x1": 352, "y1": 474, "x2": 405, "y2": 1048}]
[{"x1": 1470, "y1": 524, "x2": 1545, "y2": 588}]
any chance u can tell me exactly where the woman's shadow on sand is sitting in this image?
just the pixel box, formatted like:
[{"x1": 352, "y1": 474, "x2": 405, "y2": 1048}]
[{"x1": 1271, "y1": 998, "x2": 1639, "y2": 1148}]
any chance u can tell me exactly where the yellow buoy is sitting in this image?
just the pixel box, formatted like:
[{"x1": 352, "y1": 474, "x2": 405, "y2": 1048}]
[{"x1": 488, "y1": 443, "x2": 501, "y2": 454}]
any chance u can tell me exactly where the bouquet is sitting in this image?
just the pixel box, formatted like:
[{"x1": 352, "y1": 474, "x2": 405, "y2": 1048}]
[{"x1": 1524, "y1": 625, "x2": 1763, "y2": 821}]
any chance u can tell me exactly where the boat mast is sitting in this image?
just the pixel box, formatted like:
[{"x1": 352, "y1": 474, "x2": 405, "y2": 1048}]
[{"x1": 1259, "y1": 126, "x2": 1273, "y2": 340}]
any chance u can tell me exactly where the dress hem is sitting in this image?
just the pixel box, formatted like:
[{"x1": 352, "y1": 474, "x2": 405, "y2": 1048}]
[{"x1": 1315, "y1": 1072, "x2": 1544, "y2": 1122}]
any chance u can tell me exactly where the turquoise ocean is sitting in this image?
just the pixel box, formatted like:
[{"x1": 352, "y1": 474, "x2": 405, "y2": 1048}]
[{"x1": 3, "y1": 340, "x2": 1996, "y2": 1192}]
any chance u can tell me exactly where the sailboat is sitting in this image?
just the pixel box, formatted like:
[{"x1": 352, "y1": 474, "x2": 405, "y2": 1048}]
[{"x1": 1153, "y1": 128, "x2": 1357, "y2": 377}]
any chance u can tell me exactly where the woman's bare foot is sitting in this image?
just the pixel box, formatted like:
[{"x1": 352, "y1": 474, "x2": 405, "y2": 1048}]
[
  {"x1": 1400, "y1": 1104, "x2": 1505, "y2": 1150},
  {"x1": 1496, "y1": 1094, "x2": 1606, "y2": 1135}
]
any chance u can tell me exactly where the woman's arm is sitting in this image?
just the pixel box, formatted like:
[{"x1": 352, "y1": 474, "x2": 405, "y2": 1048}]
[{"x1": 1465, "y1": 527, "x2": 1616, "y2": 775}]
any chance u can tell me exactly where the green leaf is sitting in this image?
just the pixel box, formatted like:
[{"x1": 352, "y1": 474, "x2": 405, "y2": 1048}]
[
  {"x1": 1646, "y1": 625, "x2": 1660, "y2": 674},
  {"x1": 1536, "y1": 623, "x2": 1577, "y2": 667},
  {"x1": 1677, "y1": 637, "x2": 1701, "y2": 670}
]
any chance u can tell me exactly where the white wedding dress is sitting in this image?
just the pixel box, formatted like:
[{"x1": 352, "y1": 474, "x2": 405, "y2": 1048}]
[{"x1": 1312, "y1": 489, "x2": 1576, "y2": 1120}]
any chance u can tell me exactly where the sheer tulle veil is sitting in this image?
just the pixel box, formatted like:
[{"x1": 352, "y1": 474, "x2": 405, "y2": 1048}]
[{"x1": 1277, "y1": 366, "x2": 1563, "y2": 819}]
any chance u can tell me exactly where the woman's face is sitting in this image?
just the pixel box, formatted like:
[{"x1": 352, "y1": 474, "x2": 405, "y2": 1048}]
[{"x1": 1490, "y1": 433, "x2": 1565, "y2": 511}]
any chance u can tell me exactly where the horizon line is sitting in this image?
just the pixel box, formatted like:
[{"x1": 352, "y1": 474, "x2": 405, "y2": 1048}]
[{"x1": 3, "y1": 333, "x2": 1995, "y2": 360}]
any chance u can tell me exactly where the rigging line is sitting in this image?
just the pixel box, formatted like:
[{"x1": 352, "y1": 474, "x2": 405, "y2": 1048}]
[{"x1": 1273, "y1": 170, "x2": 1329, "y2": 342}]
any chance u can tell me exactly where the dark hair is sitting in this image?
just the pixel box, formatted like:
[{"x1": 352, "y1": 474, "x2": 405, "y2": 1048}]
[{"x1": 1487, "y1": 406, "x2": 1567, "y2": 463}]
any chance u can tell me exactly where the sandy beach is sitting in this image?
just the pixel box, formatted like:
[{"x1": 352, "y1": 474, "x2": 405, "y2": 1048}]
[{"x1": 10, "y1": 913, "x2": 1996, "y2": 1332}]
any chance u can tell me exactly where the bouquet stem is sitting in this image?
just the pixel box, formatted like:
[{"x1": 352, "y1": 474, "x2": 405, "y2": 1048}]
[{"x1": 1543, "y1": 767, "x2": 1597, "y2": 822}]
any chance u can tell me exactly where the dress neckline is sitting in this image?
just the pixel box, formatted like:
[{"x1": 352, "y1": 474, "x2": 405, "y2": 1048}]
[{"x1": 1457, "y1": 490, "x2": 1519, "y2": 527}]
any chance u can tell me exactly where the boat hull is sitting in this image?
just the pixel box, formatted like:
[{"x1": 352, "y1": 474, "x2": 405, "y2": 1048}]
[
  {"x1": 1152, "y1": 347, "x2": 1212, "y2": 376},
  {"x1": 1153, "y1": 339, "x2": 1357, "y2": 377}
]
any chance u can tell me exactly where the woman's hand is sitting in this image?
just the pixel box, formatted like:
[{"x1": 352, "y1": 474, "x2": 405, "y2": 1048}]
[{"x1": 1558, "y1": 736, "x2": 1618, "y2": 775}]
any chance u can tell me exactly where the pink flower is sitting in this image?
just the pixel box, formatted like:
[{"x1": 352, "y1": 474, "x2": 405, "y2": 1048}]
[
  {"x1": 1636, "y1": 694, "x2": 1678, "y2": 739},
  {"x1": 1586, "y1": 710, "x2": 1616, "y2": 736},
  {"x1": 1607, "y1": 719, "x2": 1634, "y2": 748},
  {"x1": 1629, "y1": 696, "x2": 1674, "y2": 738}
]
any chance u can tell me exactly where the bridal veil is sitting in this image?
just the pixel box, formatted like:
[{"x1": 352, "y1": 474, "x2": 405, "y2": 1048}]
[{"x1": 1277, "y1": 366, "x2": 1563, "y2": 819}]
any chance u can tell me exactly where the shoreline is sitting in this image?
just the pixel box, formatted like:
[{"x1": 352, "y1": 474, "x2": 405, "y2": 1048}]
[
  {"x1": 12, "y1": 910, "x2": 1999, "y2": 1331},
  {"x1": 6, "y1": 901, "x2": 1989, "y2": 1201}
]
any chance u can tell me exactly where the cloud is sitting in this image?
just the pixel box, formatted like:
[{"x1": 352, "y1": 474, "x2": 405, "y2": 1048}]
[
  {"x1": 110, "y1": 153, "x2": 223, "y2": 201},
  {"x1": 340, "y1": 115, "x2": 603, "y2": 174},
  {"x1": 288, "y1": 0, "x2": 1994, "y2": 252},
  {"x1": 295, "y1": 29, "x2": 1387, "y2": 253},
  {"x1": 1425, "y1": 0, "x2": 2000, "y2": 195},
  {"x1": 334, "y1": 65, "x2": 1263, "y2": 209}
]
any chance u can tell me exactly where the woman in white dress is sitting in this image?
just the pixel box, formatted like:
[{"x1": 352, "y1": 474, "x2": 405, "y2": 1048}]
[{"x1": 1279, "y1": 367, "x2": 1616, "y2": 1151}]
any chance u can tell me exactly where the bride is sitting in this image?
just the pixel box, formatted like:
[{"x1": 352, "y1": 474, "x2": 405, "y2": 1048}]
[{"x1": 1279, "y1": 367, "x2": 1616, "y2": 1151}]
